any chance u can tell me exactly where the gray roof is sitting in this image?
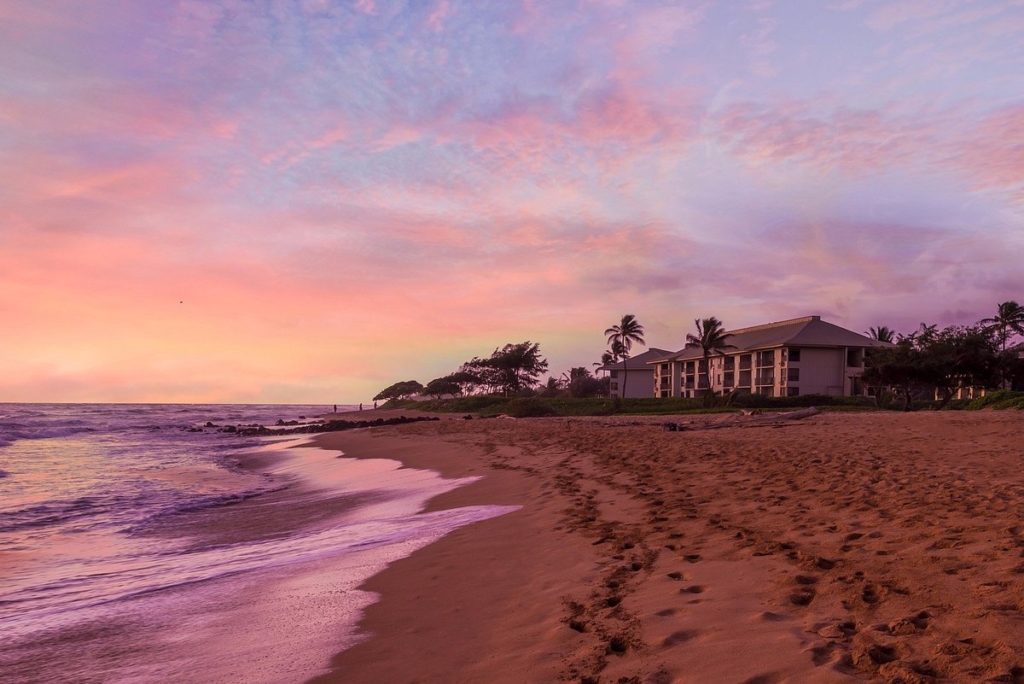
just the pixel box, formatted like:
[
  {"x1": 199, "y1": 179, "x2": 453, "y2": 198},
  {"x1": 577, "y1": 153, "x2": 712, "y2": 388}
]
[
  {"x1": 598, "y1": 348, "x2": 672, "y2": 371},
  {"x1": 649, "y1": 316, "x2": 893, "y2": 363}
]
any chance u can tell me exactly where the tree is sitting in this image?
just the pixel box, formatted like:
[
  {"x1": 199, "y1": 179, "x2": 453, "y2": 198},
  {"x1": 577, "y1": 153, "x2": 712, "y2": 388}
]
[
  {"x1": 865, "y1": 326, "x2": 896, "y2": 343},
  {"x1": 685, "y1": 317, "x2": 735, "y2": 402},
  {"x1": 595, "y1": 339, "x2": 625, "y2": 367},
  {"x1": 981, "y1": 301, "x2": 1024, "y2": 351},
  {"x1": 565, "y1": 366, "x2": 606, "y2": 398},
  {"x1": 373, "y1": 380, "x2": 424, "y2": 403},
  {"x1": 463, "y1": 342, "x2": 549, "y2": 396},
  {"x1": 445, "y1": 370, "x2": 483, "y2": 396},
  {"x1": 424, "y1": 377, "x2": 461, "y2": 399},
  {"x1": 604, "y1": 314, "x2": 646, "y2": 397},
  {"x1": 863, "y1": 323, "x2": 999, "y2": 410}
]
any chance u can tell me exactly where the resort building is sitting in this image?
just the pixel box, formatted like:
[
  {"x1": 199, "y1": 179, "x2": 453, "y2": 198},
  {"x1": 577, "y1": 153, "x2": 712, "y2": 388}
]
[
  {"x1": 599, "y1": 348, "x2": 673, "y2": 399},
  {"x1": 649, "y1": 316, "x2": 892, "y2": 399}
]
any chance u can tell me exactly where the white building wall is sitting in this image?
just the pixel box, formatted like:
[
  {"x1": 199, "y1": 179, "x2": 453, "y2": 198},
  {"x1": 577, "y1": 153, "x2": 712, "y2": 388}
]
[
  {"x1": 609, "y1": 369, "x2": 656, "y2": 398},
  {"x1": 794, "y1": 348, "x2": 846, "y2": 395}
]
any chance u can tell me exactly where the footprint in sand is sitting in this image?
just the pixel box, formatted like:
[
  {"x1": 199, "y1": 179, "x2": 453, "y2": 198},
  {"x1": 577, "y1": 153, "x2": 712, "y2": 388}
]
[
  {"x1": 791, "y1": 587, "x2": 817, "y2": 606},
  {"x1": 662, "y1": 629, "x2": 702, "y2": 646},
  {"x1": 758, "y1": 611, "x2": 790, "y2": 622}
]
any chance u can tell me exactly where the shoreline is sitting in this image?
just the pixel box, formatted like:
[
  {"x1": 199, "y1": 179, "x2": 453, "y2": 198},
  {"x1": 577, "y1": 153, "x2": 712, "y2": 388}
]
[
  {"x1": 302, "y1": 409, "x2": 1024, "y2": 683},
  {"x1": 304, "y1": 421, "x2": 602, "y2": 683}
]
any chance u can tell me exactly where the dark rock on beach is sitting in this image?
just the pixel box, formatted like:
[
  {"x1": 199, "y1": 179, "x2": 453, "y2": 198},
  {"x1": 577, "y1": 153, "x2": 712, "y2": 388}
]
[{"x1": 234, "y1": 415, "x2": 439, "y2": 437}]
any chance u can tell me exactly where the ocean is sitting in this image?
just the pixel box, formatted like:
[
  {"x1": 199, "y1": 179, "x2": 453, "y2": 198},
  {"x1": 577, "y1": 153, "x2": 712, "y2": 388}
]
[{"x1": 0, "y1": 403, "x2": 516, "y2": 683}]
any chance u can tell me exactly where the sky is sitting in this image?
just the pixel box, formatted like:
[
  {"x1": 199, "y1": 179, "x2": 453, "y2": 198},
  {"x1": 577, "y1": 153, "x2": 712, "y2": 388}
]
[{"x1": 1, "y1": 0, "x2": 1023, "y2": 403}]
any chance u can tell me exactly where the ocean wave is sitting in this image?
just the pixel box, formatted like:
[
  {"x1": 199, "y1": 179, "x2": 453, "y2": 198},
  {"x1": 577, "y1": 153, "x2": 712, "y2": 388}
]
[
  {"x1": 0, "y1": 497, "x2": 110, "y2": 534},
  {"x1": 0, "y1": 425, "x2": 96, "y2": 446}
]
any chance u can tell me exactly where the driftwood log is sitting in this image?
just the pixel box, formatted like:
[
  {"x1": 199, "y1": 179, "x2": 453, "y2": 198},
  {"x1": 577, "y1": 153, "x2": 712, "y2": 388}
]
[{"x1": 662, "y1": 406, "x2": 820, "y2": 432}]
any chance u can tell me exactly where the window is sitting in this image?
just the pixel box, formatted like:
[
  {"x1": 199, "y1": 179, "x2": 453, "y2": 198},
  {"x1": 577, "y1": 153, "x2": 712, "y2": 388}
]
[
  {"x1": 787, "y1": 387, "x2": 800, "y2": 397},
  {"x1": 724, "y1": 371, "x2": 734, "y2": 388},
  {"x1": 610, "y1": 370, "x2": 618, "y2": 378},
  {"x1": 611, "y1": 382, "x2": 618, "y2": 390},
  {"x1": 788, "y1": 367, "x2": 800, "y2": 382},
  {"x1": 756, "y1": 350, "x2": 775, "y2": 367},
  {"x1": 724, "y1": 357, "x2": 735, "y2": 371},
  {"x1": 739, "y1": 354, "x2": 752, "y2": 370},
  {"x1": 789, "y1": 348, "x2": 801, "y2": 362}
]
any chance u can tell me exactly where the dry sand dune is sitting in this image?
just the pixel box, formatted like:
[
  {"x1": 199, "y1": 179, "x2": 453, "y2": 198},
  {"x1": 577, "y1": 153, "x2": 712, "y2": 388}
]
[{"x1": 312, "y1": 410, "x2": 1024, "y2": 683}]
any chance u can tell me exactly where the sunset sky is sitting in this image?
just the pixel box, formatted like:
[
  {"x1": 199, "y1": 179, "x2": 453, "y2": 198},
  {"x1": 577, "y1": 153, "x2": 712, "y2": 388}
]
[{"x1": 2, "y1": 0, "x2": 1022, "y2": 403}]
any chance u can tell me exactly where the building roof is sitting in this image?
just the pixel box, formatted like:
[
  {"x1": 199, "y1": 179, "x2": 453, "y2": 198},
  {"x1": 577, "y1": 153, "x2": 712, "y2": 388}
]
[
  {"x1": 650, "y1": 316, "x2": 892, "y2": 363},
  {"x1": 598, "y1": 347, "x2": 673, "y2": 372}
]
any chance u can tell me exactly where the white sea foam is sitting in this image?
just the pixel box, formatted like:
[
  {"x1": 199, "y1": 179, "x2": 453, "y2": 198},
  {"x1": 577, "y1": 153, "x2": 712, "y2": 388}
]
[{"x1": 0, "y1": 404, "x2": 517, "y2": 683}]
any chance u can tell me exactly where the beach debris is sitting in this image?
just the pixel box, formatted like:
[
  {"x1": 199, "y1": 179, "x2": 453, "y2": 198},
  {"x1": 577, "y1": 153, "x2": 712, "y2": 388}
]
[{"x1": 663, "y1": 406, "x2": 820, "y2": 432}]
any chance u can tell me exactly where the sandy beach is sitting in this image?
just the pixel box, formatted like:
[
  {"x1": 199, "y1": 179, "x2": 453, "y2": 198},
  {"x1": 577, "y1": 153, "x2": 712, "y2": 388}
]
[{"x1": 307, "y1": 409, "x2": 1024, "y2": 683}]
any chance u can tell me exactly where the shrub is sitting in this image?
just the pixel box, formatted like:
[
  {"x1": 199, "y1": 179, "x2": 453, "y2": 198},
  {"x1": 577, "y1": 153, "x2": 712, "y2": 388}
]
[
  {"x1": 504, "y1": 397, "x2": 559, "y2": 417},
  {"x1": 966, "y1": 390, "x2": 1024, "y2": 410}
]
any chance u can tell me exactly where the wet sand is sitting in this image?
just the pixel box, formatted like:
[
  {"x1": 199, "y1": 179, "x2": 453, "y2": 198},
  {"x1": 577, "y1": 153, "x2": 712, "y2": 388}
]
[{"x1": 309, "y1": 409, "x2": 1024, "y2": 683}]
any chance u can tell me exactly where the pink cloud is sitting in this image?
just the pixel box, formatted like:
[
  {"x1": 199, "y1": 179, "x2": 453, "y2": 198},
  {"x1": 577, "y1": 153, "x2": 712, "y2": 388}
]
[
  {"x1": 864, "y1": 0, "x2": 964, "y2": 31},
  {"x1": 946, "y1": 105, "x2": 1024, "y2": 193},
  {"x1": 427, "y1": 0, "x2": 451, "y2": 31}
]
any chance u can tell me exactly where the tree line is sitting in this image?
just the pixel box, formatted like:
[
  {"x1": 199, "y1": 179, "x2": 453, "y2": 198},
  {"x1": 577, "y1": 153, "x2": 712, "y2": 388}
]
[
  {"x1": 863, "y1": 301, "x2": 1024, "y2": 409},
  {"x1": 374, "y1": 341, "x2": 551, "y2": 403}
]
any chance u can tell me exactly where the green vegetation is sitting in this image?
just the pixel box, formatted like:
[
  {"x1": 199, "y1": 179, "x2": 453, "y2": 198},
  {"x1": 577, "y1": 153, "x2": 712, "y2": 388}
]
[
  {"x1": 965, "y1": 390, "x2": 1024, "y2": 410},
  {"x1": 863, "y1": 322, "x2": 1006, "y2": 410},
  {"x1": 384, "y1": 393, "x2": 877, "y2": 417}
]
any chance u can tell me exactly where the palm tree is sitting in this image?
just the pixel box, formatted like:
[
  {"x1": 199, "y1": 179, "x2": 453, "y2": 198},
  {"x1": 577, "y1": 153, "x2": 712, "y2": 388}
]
[
  {"x1": 594, "y1": 339, "x2": 624, "y2": 369},
  {"x1": 981, "y1": 301, "x2": 1024, "y2": 351},
  {"x1": 866, "y1": 326, "x2": 896, "y2": 343},
  {"x1": 981, "y1": 301, "x2": 1024, "y2": 389},
  {"x1": 604, "y1": 315, "x2": 646, "y2": 398},
  {"x1": 685, "y1": 317, "x2": 735, "y2": 400}
]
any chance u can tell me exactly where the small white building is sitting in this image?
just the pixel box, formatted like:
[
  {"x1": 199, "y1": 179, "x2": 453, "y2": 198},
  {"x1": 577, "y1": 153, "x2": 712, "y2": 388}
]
[
  {"x1": 599, "y1": 348, "x2": 673, "y2": 399},
  {"x1": 649, "y1": 316, "x2": 892, "y2": 399}
]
